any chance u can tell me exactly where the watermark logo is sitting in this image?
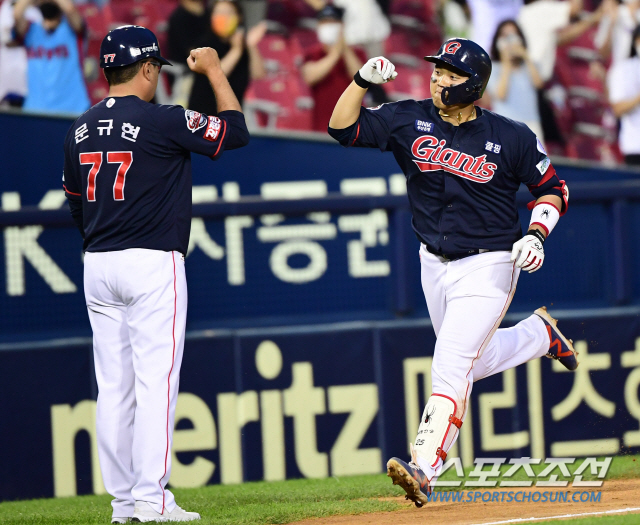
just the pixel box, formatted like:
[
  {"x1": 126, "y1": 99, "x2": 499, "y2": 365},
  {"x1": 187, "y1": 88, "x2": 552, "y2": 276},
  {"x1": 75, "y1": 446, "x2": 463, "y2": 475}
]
[{"x1": 433, "y1": 456, "x2": 612, "y2": 488}]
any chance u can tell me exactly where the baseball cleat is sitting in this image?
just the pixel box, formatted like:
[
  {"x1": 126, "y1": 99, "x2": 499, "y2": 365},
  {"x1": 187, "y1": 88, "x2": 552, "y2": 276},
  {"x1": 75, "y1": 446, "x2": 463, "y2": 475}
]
[
  {"x1": 131, "y1": 501, "x2": 200, "y2": 522},
  {"x1": 535, "y1": 306, "x2": 579, "y2": 371},
  {"x1": 387, "y1": 457, "x2": 431, "y2": 508},
  {"x1": 111, "y1": 519, "x2": 129, "y2": 524}
]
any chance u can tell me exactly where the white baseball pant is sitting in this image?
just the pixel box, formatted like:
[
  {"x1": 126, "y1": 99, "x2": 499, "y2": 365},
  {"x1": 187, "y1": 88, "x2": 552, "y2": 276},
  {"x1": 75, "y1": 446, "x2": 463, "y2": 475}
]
[
  {"x1": 84, "y1": 249, "x2": 187, "y2": 519},
  {"x1": 416, "y1": 245, "x2": 549, "y2": 478}
]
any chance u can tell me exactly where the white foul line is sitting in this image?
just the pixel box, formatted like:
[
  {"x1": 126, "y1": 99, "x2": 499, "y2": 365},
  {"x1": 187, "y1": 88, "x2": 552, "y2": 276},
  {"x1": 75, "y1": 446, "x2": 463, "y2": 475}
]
[{"x1": 471, "y1": 507, "x2": 640, "y2": 525}]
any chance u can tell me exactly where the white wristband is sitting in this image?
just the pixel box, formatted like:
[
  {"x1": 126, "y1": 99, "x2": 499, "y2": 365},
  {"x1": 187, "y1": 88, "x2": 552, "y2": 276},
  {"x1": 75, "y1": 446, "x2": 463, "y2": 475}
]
[{"x1": 529, "y1": 202, "x2": 560, "y2": 237}]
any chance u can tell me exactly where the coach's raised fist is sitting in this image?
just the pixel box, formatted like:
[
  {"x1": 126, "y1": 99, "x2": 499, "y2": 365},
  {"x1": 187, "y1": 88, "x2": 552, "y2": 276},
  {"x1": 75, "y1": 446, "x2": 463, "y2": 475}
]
[
  {"x1": 187, "y1": 47, "x2": 222, "y2": 75},
  {"x1": 359, "y1": 56, "x2": 398, "y2": 84}
]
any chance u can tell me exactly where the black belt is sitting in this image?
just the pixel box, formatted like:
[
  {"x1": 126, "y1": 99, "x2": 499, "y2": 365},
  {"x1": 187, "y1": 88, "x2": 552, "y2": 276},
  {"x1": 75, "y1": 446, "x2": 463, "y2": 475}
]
[{"x1": 423, "y1": 243, "x2": 490, "y2": 262}]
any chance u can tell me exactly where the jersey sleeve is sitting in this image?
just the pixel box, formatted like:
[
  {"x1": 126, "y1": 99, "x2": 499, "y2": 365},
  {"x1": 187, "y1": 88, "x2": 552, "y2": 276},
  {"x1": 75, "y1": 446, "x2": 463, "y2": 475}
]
[
  {"x1": 153, "y1": 105, "x2": 249, "y2": 160},
  {"x1": 512, "y1": 123, "x2": 568, "y2": 214},
  {"x1": 62, "y1": 127, "x2": 82, "y2": 202},
  {"x1": 328, "y1": 102, "x2": 400, "y2": 151}
]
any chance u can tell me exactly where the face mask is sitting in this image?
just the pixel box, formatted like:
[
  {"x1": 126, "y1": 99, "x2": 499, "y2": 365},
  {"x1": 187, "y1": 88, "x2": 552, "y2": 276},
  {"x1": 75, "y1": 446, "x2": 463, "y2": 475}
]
[
  {"x1": 317, "y1": 22, "x2": 341, "y2": 45},
  {"x1": 212, "y1": 14, "x2": 239, "y2": 38},
  {"x1": 39, "y1": 1, "x2": 62, "y2": 20}
]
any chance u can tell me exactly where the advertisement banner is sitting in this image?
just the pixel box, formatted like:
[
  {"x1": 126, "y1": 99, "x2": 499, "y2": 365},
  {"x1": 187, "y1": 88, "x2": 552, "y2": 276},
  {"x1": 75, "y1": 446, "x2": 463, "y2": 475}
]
[{"x1": 1, "y1": 311, "x2": 639, "y2": 501}]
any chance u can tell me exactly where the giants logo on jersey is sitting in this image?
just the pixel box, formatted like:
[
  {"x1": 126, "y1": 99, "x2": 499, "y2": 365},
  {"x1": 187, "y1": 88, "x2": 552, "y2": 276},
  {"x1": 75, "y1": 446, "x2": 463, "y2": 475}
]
[{"x1": 411, "y1": 135, "x2": 498, "y2": 183}]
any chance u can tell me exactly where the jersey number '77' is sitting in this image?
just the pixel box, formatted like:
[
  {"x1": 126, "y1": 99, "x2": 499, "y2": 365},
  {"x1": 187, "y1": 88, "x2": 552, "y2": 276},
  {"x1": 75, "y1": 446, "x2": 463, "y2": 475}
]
[{"x1": 80, "y1": 151, "x2": 134, "y2": 201}]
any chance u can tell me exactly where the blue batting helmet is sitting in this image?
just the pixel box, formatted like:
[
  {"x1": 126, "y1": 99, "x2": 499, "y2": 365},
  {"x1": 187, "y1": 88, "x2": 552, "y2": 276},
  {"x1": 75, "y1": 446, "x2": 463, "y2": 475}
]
[
  {"x1": 100, "y1": 25, "x2": 172, "y2": 69},
  {"x1": 424, "y1": 38, "x2": 491, "y2": 105}
]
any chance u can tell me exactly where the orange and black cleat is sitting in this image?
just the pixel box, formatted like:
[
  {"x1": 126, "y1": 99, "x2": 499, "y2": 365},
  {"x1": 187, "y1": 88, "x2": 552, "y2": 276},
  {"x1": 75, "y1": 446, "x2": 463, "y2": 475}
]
[
  {"x1": 387, "y1": 456, "x2": 431, "y2": 508},
  {"x1": 535, "y1": 306, "x2": 579, "y2": 371}
]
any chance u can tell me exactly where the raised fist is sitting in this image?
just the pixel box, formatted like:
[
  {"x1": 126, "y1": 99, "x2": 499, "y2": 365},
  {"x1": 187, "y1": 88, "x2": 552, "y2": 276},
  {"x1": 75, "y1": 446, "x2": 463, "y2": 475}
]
[{"x1": 359, "y1": 56, "x2": 398, "y2": 84}]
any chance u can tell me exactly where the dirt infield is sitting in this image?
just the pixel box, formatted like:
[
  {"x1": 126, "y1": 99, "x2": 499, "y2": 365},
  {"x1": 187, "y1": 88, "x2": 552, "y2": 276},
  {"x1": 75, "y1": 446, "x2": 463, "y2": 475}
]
[{"x1": 291, "y1": 479, "x2": 640, "y2": 525}]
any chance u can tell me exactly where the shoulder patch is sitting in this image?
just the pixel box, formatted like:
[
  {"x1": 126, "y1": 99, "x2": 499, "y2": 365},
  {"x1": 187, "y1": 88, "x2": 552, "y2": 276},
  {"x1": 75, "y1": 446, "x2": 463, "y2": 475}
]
[
  {"x1": 536, "y1": 156, "x2": 551, "y2": 175},
  {"x1": 185, "y1": 110, "x2": 208, "y2": 133}
]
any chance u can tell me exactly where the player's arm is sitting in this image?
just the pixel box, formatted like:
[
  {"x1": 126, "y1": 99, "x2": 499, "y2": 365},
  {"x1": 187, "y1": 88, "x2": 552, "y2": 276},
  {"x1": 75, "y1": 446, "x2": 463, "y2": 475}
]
[
  {"x1": 55, "y1": 0, "x2": 84, "y2": 34},
  {"x1": 510, "y1": 128, "x2": 569, "y2": 273},
  {"x1": 328, "y1": 56, "x2": 397, "y2": 148},
  {"x1": 188, "y1": 47, "x2": 242, "y2": 113},
  {"x1": 13, "y1": 0, "x2": 33, "y2": 37},
  {"x1": 62, "y1": 136, "x2": 84, "y2": 238}
]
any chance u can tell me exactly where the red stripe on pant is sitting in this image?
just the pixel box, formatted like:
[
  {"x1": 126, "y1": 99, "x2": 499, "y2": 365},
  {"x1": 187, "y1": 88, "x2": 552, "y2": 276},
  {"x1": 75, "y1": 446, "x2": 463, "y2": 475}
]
[{"x1": 159, "y1": 252, "x2": 178, "y2": 513}]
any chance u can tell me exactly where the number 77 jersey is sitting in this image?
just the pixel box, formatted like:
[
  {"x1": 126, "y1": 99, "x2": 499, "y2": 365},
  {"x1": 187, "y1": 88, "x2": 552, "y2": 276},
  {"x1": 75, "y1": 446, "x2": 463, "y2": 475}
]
[{"x1": 63, "y1": 95, "x2": 248, "y2": 255}]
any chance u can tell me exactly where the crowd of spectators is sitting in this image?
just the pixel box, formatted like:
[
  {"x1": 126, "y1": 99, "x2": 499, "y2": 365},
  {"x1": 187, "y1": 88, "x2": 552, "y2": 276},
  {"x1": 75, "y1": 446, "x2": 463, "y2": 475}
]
[{"x1": 1, "y1": 0, "x2": 639, "y2": 164}]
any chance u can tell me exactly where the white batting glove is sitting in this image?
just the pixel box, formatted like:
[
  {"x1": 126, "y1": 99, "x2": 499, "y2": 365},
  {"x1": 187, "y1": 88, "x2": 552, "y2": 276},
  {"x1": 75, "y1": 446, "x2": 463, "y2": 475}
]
[
  {"x1": 510, "y1": 233, "x2": 545, "y2": 273},
  {"x1": 359, "y1": 56, "x2": 398, "y2": 84}
]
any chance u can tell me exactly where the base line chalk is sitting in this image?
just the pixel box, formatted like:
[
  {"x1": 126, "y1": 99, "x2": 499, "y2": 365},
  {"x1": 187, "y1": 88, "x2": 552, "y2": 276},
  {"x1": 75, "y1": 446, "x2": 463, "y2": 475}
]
[{"x1": 470, "y1": 506, "x2": 640, "y2": 525}]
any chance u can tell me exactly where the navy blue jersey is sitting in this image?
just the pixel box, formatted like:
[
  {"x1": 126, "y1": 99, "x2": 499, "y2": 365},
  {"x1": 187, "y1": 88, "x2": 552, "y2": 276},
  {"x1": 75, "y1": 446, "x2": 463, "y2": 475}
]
[
  {"x1": 330, "y1": 99, "x2": 565, "y2": 255},
  {"x1": 63, "y1": 96, "x2": 249, "y2": 254}
]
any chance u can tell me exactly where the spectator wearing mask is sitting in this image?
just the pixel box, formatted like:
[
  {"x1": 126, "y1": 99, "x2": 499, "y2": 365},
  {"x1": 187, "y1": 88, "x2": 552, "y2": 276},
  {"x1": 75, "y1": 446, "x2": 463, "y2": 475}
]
[
  {"x1": 608, "y1": 24, "x2": 640, "y2": 164},
  {"x1": 13, "y1": 0, "x2": 89, "y2": 113},
  {"x1": 302, "y1": 5, "x2": 366, "y2": 132},
  {"x1": 0, "y1": 0, "x2": 41, "y2": 106},
  {"x1": 188, "y1": 0, "x2": 266, "y2": 116},
  {"x1": 303, "y1": 0, "x2": 391, "y2": 57},
  {"x1": 595, "y1": 0, "x2": 639, "y2": 66},
  {"x1": 486, "y1": 19, "x2": 544, "y2": 139}
]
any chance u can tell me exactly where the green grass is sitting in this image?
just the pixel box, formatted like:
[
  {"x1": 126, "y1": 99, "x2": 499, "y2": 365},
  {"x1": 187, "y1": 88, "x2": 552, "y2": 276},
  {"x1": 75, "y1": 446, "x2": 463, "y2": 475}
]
[
  {"x1": 0, "y1": 475, "x2": 402, "y2": 525},
  {"x1": 0, "y1": 456, "x2": 638, "y2": 525}
]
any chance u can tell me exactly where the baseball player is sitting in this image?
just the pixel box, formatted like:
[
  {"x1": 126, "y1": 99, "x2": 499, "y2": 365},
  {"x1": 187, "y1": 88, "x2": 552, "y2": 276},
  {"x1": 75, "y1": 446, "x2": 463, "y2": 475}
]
[
  {"x1": 328, "y1": 39, "x2": 577, "y2": 506},
  {"x1": 63, "y1": 26, "x2": 249, "y2": 522}
]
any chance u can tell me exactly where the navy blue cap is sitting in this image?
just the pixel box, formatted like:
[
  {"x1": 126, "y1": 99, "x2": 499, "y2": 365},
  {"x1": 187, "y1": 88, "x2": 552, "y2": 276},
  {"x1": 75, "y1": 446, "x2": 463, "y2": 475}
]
[{"x1": 100, "y1": 25, "x2": 172, "y2": 69}]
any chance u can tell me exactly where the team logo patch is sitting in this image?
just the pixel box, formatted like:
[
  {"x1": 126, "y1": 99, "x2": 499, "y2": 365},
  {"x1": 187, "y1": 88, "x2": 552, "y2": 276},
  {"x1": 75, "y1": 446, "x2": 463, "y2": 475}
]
[
  {"x1": 185, "y1": 110, "x2": 207, "y2": 133},
  {"x1": 536, "y1": 156, "x2": 551, "y2": 175},
  {"x1": 444, "y1": 41, "x2": 461, "y2": 54},
  {"x1": 414, "y1": 120, "x2": 433, "y2": 133},
  {"x1": 411, "y1": 135, "x2": 498, "y2": 183},
  {"x1": 204, "y1": 116, "x2": 222, "y2": 141}
]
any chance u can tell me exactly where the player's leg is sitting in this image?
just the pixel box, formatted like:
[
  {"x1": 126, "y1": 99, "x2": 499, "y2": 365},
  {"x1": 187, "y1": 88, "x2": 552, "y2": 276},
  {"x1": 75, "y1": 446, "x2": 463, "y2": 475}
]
[
  {"x1": 389, "y1": 252, "x2": 518, "y2": 504},
  {"x1": 84, "y1": 252, "x2": 136, "y2": 521},
  {"x1": 474, "y1": 307, "x2": 578, "y2": 380},
  {"x1": 472, "y1": 315, "x2": 548, "y2": 380},
  {"x1": 418, "y1": 245, "x2": 448, "y2": 335},
  {"x1": 123, "y1": 249, "x2": 188, "y2": 515}
]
